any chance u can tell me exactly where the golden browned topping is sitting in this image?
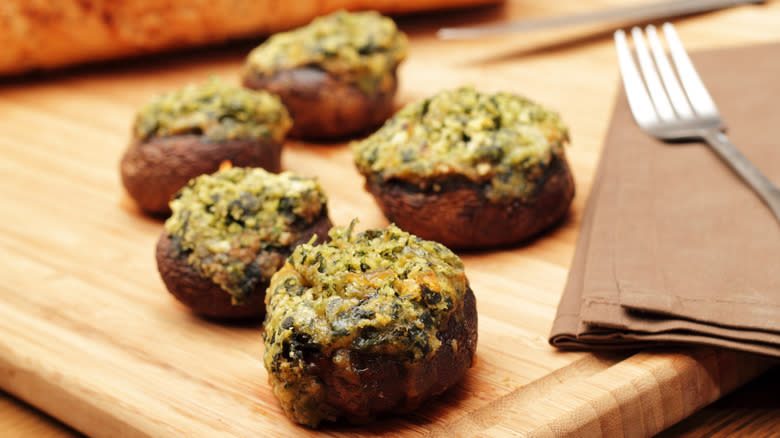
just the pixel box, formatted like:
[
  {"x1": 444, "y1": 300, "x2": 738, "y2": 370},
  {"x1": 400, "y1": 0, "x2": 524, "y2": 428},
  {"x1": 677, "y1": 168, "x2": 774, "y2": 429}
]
[
  {"x1": 263, "y1": 222, "x2": 467, "y2": 426},
  {"x1": 133, "y1": 77, "x2": 292, "y2": 143},
  {"x1": 164, "y1": 167, "x2": 328, "y2": 303},
  {"x1": 352, "y1": 86, "x2": 570, "y2": 201},
  {"x1": 244, "y1": 10, "x2": 407, "y2": 94}
]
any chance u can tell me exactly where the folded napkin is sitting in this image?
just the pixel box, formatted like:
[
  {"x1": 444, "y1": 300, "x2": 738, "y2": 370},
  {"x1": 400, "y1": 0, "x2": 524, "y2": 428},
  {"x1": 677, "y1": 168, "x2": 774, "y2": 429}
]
[{"x1": 550, "y1": 42, "x2": 780, "y2": 358}]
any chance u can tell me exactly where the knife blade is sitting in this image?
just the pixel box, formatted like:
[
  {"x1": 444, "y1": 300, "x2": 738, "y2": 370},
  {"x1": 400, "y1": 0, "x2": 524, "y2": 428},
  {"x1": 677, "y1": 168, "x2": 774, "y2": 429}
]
[{"x1": 437, "y1": 0, "x2": 766, "y2": 40}]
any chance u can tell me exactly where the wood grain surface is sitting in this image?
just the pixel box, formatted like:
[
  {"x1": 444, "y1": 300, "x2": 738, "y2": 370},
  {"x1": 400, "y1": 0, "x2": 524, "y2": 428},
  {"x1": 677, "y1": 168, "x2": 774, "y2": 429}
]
[{"x1": 1, "y1": 1, "x2": 780, "y2": 437}]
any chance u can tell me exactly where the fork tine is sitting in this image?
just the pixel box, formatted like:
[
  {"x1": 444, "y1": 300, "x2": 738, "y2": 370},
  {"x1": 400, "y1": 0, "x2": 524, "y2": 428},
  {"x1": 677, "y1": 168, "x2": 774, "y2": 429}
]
[
  {"x1": 645, "y1": 25, "x2": 694, "y2": 119},
  {"x1": 614, "y1": 29, "x2": 658, "y2": 128},
  {"x1": 631, "y1": 26, "x2": 676, "y2": 122},
  {"x1": 662, "y1": 23, "x2": 720, "y2": 118}
]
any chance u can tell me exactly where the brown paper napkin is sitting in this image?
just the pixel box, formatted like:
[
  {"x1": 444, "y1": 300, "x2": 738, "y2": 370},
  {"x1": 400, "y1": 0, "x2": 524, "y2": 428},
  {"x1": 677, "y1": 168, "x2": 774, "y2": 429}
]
[{"x1": 550, "y1": 42, "x2": 780, "y2": 358}]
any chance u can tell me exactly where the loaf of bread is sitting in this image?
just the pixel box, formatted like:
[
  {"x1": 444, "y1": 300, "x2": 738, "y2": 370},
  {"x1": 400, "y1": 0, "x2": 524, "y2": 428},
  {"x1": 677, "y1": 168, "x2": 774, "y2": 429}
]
[{"x1": 0, "y1": 0, "x2": 502, "y2": 75}]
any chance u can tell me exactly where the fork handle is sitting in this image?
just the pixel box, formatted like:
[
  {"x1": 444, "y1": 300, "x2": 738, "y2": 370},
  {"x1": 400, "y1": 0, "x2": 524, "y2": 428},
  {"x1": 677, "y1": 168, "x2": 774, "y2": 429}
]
[{"x1": 702, "y1": 130, "x2": 780, "y2": 223}]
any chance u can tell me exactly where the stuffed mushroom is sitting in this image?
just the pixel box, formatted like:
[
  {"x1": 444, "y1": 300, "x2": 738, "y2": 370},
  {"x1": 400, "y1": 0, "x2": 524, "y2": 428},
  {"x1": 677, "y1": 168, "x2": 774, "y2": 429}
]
[
  {"x1": 156, "y1": 166, "x2": 332, "y2": 319},
  {"x1": 120, "y1": 78, "x2": 292, "y2": 215},
  {"x1": 241, "y1": 10, "x2": 407, "y2": 140},
  {"x1": 352, "y1": 86, "x2": 575, "y2": 249},
  {"x1": 263, "y1": 223, "x2": 477, "y2": 427}
]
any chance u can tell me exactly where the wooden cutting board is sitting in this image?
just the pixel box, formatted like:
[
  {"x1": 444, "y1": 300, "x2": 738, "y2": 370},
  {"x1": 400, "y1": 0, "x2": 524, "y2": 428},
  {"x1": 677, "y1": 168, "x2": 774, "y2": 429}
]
[{"x1": 1, "y1": 1, "x2": 779, "y2": 436}]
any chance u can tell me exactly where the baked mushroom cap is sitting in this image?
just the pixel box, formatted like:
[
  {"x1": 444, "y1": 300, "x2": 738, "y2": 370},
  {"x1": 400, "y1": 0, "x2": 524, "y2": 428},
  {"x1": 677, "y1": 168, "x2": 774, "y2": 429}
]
[
  {"x1": 263, "y1": 223, "x2": 478, "y2": 427},
  {"x1": 156, "y1": 167, "x2": 332, "y2": 319},
  {"x1": 120, "y1": 78, "x2": 292, "y2": 215},
  {"x1": 242, "y1": 66, "x2": 398, "y2": 141},
  {"x1": 241, "y1": 10, "x2": 407, "y2": 140},
  {"x1": 352, "y1": 86, "x2": 575, "y2": 249}
]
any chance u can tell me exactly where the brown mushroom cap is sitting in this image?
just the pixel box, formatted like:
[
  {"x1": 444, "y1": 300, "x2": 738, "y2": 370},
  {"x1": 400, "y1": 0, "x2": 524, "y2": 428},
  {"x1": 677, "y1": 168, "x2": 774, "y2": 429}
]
[
  {"x1": 155, "y1": 214, "x2": 332, "y2": 320},
  {"x1": 365, "y1": 154, "x2": 575, "y2": 249},
  {"x1": 243, "y1": 67, "x2": 397, "y2": 140},
  {"x1": 120, "y1": 135, "x2": 282, "y2": 215}
]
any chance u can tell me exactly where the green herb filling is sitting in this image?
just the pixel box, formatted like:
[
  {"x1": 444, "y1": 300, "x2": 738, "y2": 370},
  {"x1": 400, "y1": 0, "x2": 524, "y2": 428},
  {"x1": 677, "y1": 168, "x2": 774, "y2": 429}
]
[
  {"x1": 134, "y1": 77, "x2": 292, "y2": 143},
  {"x1": 352, "y1": 86, "x2": 570, "y2": 201}
]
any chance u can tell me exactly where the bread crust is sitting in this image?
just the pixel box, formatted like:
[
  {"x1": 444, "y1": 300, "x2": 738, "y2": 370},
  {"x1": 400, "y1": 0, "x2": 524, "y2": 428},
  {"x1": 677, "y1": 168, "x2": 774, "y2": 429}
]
[
  {"x1": 119, "y1": 134, "x2": 282, "y2": 215},
  {"x1": 0, "y1": 0, "x2": 502, "y2": 75},
  {"x1": 243, "y1": 67, "x2": 397, "y2": 140},
  {"x1": 365, "y1": 154, "x2": 575, "y2": 249},
  {"x1": 155, "y1": 214, "x2": 332, "y2": 319}
]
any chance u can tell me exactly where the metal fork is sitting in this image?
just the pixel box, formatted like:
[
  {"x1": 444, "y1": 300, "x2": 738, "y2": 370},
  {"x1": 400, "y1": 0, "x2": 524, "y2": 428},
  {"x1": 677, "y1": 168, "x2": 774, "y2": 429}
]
[{"x1": 615, "y1": 23, "x2": 780, "y2": 223}]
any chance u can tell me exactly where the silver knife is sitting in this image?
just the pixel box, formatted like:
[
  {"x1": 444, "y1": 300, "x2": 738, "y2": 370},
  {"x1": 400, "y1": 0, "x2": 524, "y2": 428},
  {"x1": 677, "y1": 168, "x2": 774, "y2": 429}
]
[{"x1": 437, "y1": 0, "x2": 766, "y2": 39}]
